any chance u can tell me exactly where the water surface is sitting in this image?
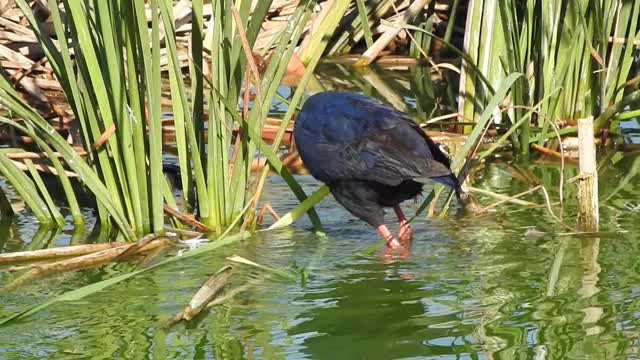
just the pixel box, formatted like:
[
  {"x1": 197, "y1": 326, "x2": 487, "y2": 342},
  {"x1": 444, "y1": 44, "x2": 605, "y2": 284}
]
[{"x1": 1, "y1": 66, "x2": 640, "y2": 359}]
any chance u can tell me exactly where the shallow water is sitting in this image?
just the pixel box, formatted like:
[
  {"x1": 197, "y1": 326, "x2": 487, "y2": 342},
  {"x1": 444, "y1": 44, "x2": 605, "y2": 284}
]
[
  {"x1": 1, "y1": 160, "x2": 640, "y2": 359},
  {"x1": 1, "y1": 66, "x2": 640, "y2": 359}
]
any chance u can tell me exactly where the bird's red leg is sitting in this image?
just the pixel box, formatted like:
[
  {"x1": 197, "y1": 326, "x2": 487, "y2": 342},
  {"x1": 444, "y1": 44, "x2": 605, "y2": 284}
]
[
  {"x1": 377, "y1": 224, "x2": 401, "y2": 249},
  {"x1": 394, "y1": 205, "x2": 412, "y2": 243}
]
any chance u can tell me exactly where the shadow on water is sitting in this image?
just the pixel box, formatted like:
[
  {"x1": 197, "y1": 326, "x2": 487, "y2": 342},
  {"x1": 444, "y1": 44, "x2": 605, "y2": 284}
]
[{"x1": 1, "y1": 65, "x2": 640, "y2": 358}]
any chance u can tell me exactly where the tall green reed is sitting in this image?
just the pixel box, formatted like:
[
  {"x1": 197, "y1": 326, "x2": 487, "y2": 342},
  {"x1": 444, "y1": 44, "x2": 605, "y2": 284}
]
[
  {"x1": 0, "y1": 0, "x2": 324, "y2": 238},
  {"x1": 458, "y1": 0, "x2": 640, "y2": 155}
]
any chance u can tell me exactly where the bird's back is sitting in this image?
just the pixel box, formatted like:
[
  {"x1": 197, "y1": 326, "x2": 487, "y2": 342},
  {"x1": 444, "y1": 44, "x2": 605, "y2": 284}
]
[{"x1": 294, "y1": 92, "x2": 453, "y2": 185}]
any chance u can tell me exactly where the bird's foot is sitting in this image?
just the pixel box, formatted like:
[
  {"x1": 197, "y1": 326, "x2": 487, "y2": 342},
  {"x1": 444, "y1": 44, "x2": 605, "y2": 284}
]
[
  {"x1": 398, "y1": 223, "x2": 413, "y2": 243},
  {"x1": 386, "y1": 237, "x2": 402, "y2": 249},
  {"x1": 382, "y1": 239, "x2": 409, "y2": 262},
  {"x1": 378, "y1": 224, "x2": 409, "y2": 261},
  {"x1": 394, "y1": 205, "x2": 413, "y2": 244}
]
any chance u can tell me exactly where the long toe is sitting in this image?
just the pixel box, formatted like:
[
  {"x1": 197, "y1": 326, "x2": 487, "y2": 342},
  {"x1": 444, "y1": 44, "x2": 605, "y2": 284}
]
[
  {"x1": 398, "y1": 224, "x2": 413, "y2": 243},
  {"x1": 386, "y1": 237, "x2": 402, "y2": 249},
  {"x1": 382, "y1": 239, "x2": 410, "y2": 263}
]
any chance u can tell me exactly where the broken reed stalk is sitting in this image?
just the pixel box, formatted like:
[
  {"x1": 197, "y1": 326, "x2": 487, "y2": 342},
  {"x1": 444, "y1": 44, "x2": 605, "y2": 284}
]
[
  {"x1": 163, "y1": 204, "x2": 213, "y2": 232},
  {"x1": 0, "y1": 237, "x2": 171, "y2": 294},
  {"x1": 0, "y1": 242, "x2": 128, "y2": 264},
  {"x1": 576, "y1": 119, "x2": 603, "y2": 336},
  {"x1": 256, "y1": 203, "x2": 281, "y2": 225},
  {"x1": 576, "y1": 117, "x2": 599, "y2": 231},
  {"x1": 170, "y1": 265, "x2": 233, "y2": 323},
  {"x1": 530, "y1": 143, "x2": 577, "y2": 162}
]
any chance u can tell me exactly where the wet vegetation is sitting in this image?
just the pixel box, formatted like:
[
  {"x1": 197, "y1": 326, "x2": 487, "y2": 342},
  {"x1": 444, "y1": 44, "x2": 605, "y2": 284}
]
[{"x1": 0, "y1": 0, "x2": 639, "y2": 357}]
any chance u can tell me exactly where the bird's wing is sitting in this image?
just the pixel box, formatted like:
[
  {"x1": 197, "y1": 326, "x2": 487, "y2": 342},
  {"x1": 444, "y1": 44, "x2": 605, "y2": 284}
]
[{"x1": 336, "y1": 122, "x2": 454, "y2": 186}]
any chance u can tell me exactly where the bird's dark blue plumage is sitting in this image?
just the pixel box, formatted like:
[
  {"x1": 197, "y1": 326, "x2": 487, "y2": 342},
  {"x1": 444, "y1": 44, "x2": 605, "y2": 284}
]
[{"x1": 294, "y1": 91, "x2": 459, "y2": 243}]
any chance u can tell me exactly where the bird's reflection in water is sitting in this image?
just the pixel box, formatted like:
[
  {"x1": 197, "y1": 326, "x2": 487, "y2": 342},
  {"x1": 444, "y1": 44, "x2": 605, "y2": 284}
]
[{"x1": 285, "y1": 261, "x2": 446, "y2": 359}]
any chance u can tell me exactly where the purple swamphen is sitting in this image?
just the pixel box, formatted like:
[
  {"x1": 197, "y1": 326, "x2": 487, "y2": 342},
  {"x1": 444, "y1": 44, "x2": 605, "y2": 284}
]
[{"x1": 294, "y1": 92, "x2": 461, "y2": 249}]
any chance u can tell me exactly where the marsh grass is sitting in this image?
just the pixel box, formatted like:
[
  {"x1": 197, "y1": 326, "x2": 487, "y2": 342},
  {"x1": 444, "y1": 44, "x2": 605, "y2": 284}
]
[
  {"x1": 0, "y1": 0, "x2": 637, "y2": 242},
  {"x1": 0, "y1": 0, "x2": 326, "y2": 237},
  {"x1": 458, "y1": 0, "x2": 640, "y2": 154}
]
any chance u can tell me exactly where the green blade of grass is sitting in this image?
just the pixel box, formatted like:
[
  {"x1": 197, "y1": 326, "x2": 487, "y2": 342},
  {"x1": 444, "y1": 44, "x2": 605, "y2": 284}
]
[
  {"x1": 226, "y1": 255, "x2": 297, "y2": 281},
  {"x1": 355, "y1": 0, "x2": 374, "y2": 49},
  {"x1": 452, "y1": 72, "x2": 524, "y2": 171},
  {"x1": 22, "y1": 159, "x2": 65, "y2": 226},
  {"x1": 0, "y1": 155, "x2": 52, "y2": 224},
  {"x1": 268, "y1": 185, "x2": 330, "y2": 231},
  {"x1": 146, "y1": 0, "x2": 164, "y2": 233},
  {"x1": 64, "y1": 0, "x2": 130, "y2": 211},
  {"x1": 156, "y1": 0, "x2": 209, "y2": 225}
]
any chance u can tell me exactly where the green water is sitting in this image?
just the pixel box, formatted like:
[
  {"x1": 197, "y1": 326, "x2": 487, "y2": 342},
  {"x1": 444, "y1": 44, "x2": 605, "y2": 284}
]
[
  {"x1": 1, "y1": 159, "x2": 639, "y2": 359},
  {"x1": 1, "y1": 66, "x2": 640, "y2": 359}
]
